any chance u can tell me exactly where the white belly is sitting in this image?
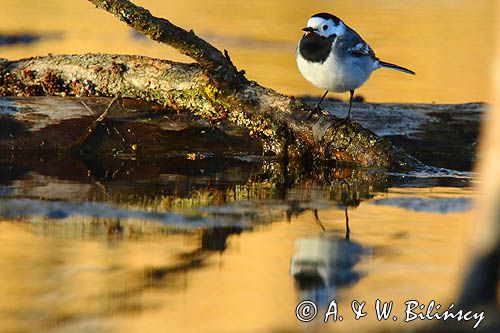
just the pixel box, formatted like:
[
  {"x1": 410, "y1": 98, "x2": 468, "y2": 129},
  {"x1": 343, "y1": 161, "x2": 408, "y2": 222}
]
[{"x1": 296, "y1": 51, "x2": 373, "y2": 93}]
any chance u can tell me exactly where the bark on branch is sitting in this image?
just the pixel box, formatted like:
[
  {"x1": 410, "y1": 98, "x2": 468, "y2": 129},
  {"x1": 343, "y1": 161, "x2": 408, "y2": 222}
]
[
  {"x1": 0, "y1": 0, "x2": 423, "y2": 170},
  {"x1": 88, "y1": 0, "x2": 242, "y2": 86}
]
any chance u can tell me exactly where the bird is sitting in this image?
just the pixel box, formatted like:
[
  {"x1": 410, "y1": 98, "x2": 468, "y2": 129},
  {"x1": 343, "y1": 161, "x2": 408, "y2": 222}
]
[{"x1": 296, "y1": 12, "x2": 415, "y2": 120}]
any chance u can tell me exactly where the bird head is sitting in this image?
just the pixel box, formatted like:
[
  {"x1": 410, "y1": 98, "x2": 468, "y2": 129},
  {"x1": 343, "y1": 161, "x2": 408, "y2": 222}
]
[{"x1": 302, "y1": 13, "x2": 346, "y2": 38}]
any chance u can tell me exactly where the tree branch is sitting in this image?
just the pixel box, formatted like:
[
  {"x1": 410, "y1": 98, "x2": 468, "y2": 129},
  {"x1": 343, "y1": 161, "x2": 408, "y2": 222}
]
[{"x1": 88, "y1": 0, "x2": 242, "y2": 86}]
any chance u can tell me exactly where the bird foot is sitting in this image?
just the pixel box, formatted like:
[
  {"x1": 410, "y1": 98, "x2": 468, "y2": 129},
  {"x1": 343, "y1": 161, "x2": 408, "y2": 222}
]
[
  {"x1": 339, "y1": 116, "x2": 352, "y2": 124},
  {"x1": 305, "y1": 105, "x2": 329, "y2": 120}
]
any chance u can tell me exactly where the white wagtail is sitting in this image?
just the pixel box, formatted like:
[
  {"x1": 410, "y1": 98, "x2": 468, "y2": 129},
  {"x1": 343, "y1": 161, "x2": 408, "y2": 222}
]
[{"x1": 296, "y1": 13, "x2": 415, "y2": 120}]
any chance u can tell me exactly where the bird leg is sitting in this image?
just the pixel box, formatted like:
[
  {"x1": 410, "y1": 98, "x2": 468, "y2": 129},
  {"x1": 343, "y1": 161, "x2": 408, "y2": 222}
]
[
  {"x1": 346, "y1": 90, "x2": 354, "y2": 120},
  {"x1": 313, "y1": 209, "x2": 326, "y2": 232},
  {"x1": 339, "y1": 90, "x2": 354, "y2": 124},
  {"x1": 306, "y1": 90, "x2": 329, "y2": 119}
]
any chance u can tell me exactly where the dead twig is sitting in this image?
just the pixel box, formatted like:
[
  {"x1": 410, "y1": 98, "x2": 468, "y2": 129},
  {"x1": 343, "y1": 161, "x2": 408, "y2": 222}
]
[
  {"x1": 80, "y1": 100, "x2": 94, "y2": 115},
  {"x1": 72, "y1": 96, "x2": 120, "y2": 151}
]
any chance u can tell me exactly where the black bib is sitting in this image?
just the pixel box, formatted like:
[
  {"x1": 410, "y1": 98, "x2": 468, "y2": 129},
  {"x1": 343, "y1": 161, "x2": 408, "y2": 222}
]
[{"x1": 299, "y1": 33, "x2": 336, "y2": 64}]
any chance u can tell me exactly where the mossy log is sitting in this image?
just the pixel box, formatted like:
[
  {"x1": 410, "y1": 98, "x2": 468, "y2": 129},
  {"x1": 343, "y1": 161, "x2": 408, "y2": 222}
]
[
  {"x1": 0, "y1": 0, "x2": 421, "y2": 170},
  {"x1": 0, "y1": 96, "x2": 482, "y2": 171}
]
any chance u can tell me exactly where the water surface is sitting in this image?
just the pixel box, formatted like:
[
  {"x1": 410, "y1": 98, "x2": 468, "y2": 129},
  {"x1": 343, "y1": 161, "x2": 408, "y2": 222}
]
[{"x1": 0, "y1": 153, "x2": 477, "y2": 333}]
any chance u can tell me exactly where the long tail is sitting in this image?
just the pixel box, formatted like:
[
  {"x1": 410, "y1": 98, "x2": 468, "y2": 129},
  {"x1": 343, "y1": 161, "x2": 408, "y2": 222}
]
[{"x1": 378, "y1": 60, "x2": 415, "y2": 75}]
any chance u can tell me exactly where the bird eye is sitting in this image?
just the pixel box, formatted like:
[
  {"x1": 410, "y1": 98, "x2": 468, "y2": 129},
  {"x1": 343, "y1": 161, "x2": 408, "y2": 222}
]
[{"x1": 322, "y1": 25, "x2": 328, "y2": 31}]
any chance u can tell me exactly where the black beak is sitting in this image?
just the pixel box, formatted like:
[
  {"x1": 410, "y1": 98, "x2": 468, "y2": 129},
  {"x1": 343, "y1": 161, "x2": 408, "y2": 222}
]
[{"x1": 302, "y1": 27, "x2": 316, "y2": 33}]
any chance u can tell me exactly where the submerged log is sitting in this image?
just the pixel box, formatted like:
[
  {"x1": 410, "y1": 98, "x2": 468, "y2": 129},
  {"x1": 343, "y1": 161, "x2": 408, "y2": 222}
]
[
  {"x1": 0, "y1": 0, "x2": 424, "y2": 170},
  {"x1": 0, "y1": 96, "x2": 482, "y2": 170},
  {"x1": 0, "y1": 96, "x2": 263, "y2": 156}
]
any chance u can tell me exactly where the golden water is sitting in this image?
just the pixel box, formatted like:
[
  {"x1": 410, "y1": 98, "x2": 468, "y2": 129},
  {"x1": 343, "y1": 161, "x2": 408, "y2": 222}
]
[{"x1": 0, "y1": 186, "x2": 477, "y2": 332}]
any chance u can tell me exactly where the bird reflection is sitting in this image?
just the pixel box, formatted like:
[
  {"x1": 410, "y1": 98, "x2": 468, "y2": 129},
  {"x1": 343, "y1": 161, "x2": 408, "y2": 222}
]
[{"x1": 291, "y1": 208, "x2": 363, "y2": 308}]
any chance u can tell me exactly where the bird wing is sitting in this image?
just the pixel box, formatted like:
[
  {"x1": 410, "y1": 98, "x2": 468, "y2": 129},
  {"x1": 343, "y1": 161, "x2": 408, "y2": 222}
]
[
  {"x1": 340, "y1": 28, "x2": 377, "y2": 59},
  {"x1": 347, "y1": 42, "x2": 376, "y2": 58}
]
